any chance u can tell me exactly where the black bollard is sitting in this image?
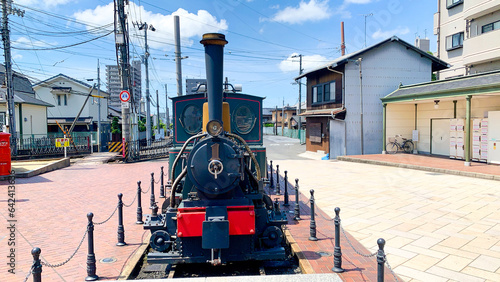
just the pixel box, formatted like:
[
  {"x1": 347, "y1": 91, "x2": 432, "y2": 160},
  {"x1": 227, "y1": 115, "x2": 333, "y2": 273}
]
[
  {"x1": 160, "y1": 166, "x2": 165, "y2": 198},
  {"x1": 377, "y1": 238, "x2": 386, "y2": 282},
  {"x1": 275, "y1": 165, "x2": 280, "y2": 195},
  {"x1": 136, "y1": 181, "x2": 143, "y2": 224},
  {"x1": 294, "y1": 179, "x2": 300, "y2": 221},
  {"x1": 150, "y1": 172, "x2": 155, "y2": 208},
  {"x1": 269, "y1": 161, "x2": 274, "y2": 188},
  {"x1": 31, "y1": 247, "x2": 42, "y2": 282},
  {"x1": 117, "y1": 193, "x2": 126, "y2": 246},
  {"x1": 283, "y1": 171, "x2": 289, "y2": 207},
  {"x1": 309, "y1": 189, "x2": 318, "y2": 241},
  {"x1": 332, "y1": 207, "x2": 344, "y2": 273},
  {"x1": 85, "y1": 213, "x2": 98, "y2": 281}
]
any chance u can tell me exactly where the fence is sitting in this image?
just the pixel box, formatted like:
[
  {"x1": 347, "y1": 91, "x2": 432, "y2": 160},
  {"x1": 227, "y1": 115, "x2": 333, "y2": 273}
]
[
  {"x1": 12, "y1": 135, "x2": 92, "y2": 159},
  {"x1": 127, "y1": 138, "x2": 173, "y2": 162},
  {"x1": 263, "y1": 126, "x2": 306, "y2": 144}
]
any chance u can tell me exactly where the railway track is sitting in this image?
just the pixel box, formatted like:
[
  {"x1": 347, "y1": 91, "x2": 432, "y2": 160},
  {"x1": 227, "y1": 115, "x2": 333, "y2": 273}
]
[{"x1": 130, "y1": 250, "x2": 301, "y2": 279}]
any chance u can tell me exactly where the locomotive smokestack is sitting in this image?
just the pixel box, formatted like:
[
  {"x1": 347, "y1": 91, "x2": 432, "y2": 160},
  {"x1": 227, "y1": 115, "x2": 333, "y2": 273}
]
[{"x1": 201, "y1": 33, "x2": 228, "y2": 123}]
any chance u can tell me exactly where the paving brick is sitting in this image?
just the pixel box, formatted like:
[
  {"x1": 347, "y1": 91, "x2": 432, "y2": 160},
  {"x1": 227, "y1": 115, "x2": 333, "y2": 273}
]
[{"x1": 469, "y1": 255, "x2": 500, "y2": 272}]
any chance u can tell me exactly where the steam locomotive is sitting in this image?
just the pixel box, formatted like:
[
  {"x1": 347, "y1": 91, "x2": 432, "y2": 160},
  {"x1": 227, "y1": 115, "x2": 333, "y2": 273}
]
[{"x1": 143, "y1": 33, "x2": 288, "y2": 265}]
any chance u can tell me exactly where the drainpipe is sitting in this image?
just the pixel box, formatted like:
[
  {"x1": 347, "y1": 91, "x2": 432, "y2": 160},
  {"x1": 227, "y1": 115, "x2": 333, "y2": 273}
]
[
  {"x1": 453, "y1": 100, "x2": 457, "y2": 118},
  {"x1": 326, "y1": 66, "x2": 345, "y2": 109},
  {"x1": 414, "y1": 104, "x2": 418, "y2": 154}
]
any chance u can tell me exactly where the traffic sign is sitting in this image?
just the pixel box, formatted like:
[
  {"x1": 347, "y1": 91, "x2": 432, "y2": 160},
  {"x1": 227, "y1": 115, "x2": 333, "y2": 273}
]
[
  {"x1": 119, "y1": 90, "x2": 131, "y2": 103},
  {"x1": 55, "y1": 138, "x2": 70, "y2": 147}
]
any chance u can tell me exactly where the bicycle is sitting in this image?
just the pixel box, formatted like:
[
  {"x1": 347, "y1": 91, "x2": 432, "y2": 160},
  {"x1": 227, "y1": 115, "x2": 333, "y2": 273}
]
[{"x1": 385, "y1": 135, "x2": 414, "y2": 154}]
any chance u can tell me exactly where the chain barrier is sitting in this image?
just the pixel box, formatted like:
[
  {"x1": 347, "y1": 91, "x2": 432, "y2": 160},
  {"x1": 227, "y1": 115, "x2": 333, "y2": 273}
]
[
  {"x1": 339, "y1": 220, "x2": 377, "y2": 258},
  {"x1": 141, "y1": 184, "x2": 151, "y2": 194},
  {"x1": 385, "y1": 255, "x2": 399, "y2": 282},
  {"x1": 94, "y1": 205, "x2": 119, "y2": 225},
  {"x1": 41, "y1": 229, "x2": 88, "y2": 268},
  {"x1": 22, "y1": 266, "x2": 34, "y2": 282},
  {"x1": 154, "y1": 177, "x2": 160, "y2": 184},
  {"x1": 123, "y1": 193, "x2": 138, "y2": 208}
]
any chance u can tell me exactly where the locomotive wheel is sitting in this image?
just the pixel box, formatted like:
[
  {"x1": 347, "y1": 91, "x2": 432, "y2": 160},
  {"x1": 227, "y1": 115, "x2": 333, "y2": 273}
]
[
  {"x1": 150, "y1": 230, "x2": 172, "y2": 252},
  {"x1": 263, "y1": 194, "x2": 273, "y2": 210},
  {"x1": 161, "y1": 198, "x2": 170, "y2": 213},
  {"x1": 262, "y1": 226, "x2": 283, "y2": 248}
]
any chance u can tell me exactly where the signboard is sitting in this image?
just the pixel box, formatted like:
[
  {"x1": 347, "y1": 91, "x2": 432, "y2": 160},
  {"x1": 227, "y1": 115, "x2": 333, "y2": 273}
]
[
  {"x1": 412, "y1": 130, "x2": 419, "y2": 142},
  {"x1": 55, "y1": 138, "x2": 70, "y2": 147},
  {"x1": 119, "y1": 90, "x2": 131, "y2": 103}
]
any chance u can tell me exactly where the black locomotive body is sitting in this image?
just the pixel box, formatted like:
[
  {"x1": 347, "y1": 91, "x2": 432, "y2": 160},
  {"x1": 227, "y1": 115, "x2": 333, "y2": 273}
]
[{"x1": 143, "y1": 33, "x2": 288, "y2": 265}]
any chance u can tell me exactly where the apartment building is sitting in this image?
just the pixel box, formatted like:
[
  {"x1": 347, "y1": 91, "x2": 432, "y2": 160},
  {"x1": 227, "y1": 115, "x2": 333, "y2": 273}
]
[
  {"x1": 106, "y1": 60, "x2": 142, "y2": 110},
  {"x1": 434, "y1": 0, "x2": 500, "y2": 79}
]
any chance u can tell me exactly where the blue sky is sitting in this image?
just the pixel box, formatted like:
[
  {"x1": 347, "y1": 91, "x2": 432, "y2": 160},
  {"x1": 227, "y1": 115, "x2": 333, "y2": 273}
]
[{"x1": 8, "y1": 0, "x2": 437, "y2": 112}]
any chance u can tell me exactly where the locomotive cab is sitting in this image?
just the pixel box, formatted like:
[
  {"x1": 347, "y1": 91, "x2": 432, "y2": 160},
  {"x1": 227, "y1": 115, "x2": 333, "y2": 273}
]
[{"x1": 143, "y1": 33, "x2": 288, "y2": 265}]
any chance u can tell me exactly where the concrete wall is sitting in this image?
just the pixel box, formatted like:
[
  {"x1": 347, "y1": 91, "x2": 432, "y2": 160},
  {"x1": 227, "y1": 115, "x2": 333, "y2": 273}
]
[
  {"x1": 343, "y1": 42, "x2": 432, "y2": 155},
  {"x1": 19, "y1": 104, "x2": 48, "y2": 136}
]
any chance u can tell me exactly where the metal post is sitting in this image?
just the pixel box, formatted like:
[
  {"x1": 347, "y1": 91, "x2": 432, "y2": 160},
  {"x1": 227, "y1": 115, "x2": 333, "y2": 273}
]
[
  {"x1": 150, "y1": 172, "x2": 155, "y2": 208},
  {"x1": 269, "y1": 160, "x2": 274, "y2": 188},
  {"x1": 85, "y1": 213, "x2": 98, "y2": 281},
  {"x1": 309, "y1": 189, "x2": 318, "y2": 241},
  {"x1": 136, "y1": 181, "x2": 143, "y2": 224},
  {"x1": 97, "y1": 59, "x2": 101, "y2": 152},
  {"x1": 358, "y1": 58, "x2": 364, "y2": 155},
  {"x1": 116, "y1": 0, "x2": 131, "y2": 144},
  {"x1": 275, "y1": 164, "x2": 280, "y2": 195},
  {"x1": 31, "y1": 247, "x2": 42, "y2": 282},
  {"x1": 294, "y1": 178, "x2": 300, "y2": 221},
  {"x1": 283, "y1": 170, "x2": 289, "y2": 206},
  {"x1": 332, "y1": 207, "x2": 344, "y2": 273},
  {"x1": 160, "y1": 166, "x2": 165, "y2": 198},
  {"x1": 117, "y1": 193, "x2": 126, "y2": 246},
  {"x1": 377, "y1": 238, "x2": 386, "y2": 282}
]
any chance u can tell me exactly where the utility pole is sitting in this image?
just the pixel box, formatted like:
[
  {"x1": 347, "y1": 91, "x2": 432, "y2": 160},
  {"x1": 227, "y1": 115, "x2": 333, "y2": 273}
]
[
  {"x1": 2, "y1": 0, "x2": 24, "y2": 153},
  {"x1": 156, "y1": 90, "x2": 160, "y2": 137},
  {"x1": 174, "y1": 15, "x2": 185, "y2": 96},
  {"x1": 115, "y1": 0, "x2": 131, "y2": 144},
  {"x1": 282, "y1": 98, "x2": 285, "y2": 136},
  {"x1": 292, "y1": 54, "x2": 303, "y2": 131},
  {"x1": 97, "y1": 59, "x2": 101, "y2": 152},
  {"x1": 135, "y1": 22, "x2": 155, "y2": 141},
  {"x1": 165, "y1": 84, "x2": 169, "y2": 136}
]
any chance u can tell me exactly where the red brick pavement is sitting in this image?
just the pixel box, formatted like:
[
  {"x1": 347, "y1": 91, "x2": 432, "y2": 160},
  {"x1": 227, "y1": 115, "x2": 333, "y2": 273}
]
[
  {"x1": 0, "y1": 158, "x2": 399, "y2": 282},
  {"x1": 0, "y1": 160, "x2": 165, "y2": 281},
  {"x1": 267, "y1": 174, "x2": 399, "y2": 282}
]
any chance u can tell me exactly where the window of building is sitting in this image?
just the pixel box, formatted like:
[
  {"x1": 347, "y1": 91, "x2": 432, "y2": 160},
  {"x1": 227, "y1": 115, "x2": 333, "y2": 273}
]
[
  {"x1": 312, "y1": 80, "x2": 336, "y2": 104},
  {"x1": 482, "y1": 20, "x2": 500, "y2": 34},
  {"x1": 0, "y1": 112, "x2": 5, "y2": 128},
  {"x1": 279, "y1": 112, "x2": 282, "y2": 117},
  {"x1": 57, "y1": 94, "x2": 67, "y2": 106},
  {"x1": 445, "y1": 32, "x2": 464, "y2": 51},
  {"x1": 446, "y1": 0, "x2": 463, "y2": 9},
  {"x1": 284, "y1": 113, "x2": 287, "y2": 119}
]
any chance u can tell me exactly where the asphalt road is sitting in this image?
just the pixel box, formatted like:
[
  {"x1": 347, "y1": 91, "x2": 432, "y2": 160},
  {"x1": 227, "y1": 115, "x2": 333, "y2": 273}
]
[{"x1": 263, "y1": 135, "x2": 307, "y2": 161}]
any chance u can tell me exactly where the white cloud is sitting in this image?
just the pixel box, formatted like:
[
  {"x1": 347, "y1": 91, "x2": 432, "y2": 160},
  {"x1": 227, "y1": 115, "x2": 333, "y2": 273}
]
[
  {"x1": 73, "y1": 3, "x2": 228, "y2": 49},
  {"x1": 372, "y1": 26, "x2": 410, "y2": 39},
  {"x1": 279, "y1": 53, "x2": 329, "y2": 73},
  {"x1": 270, "y1": 0, "x2": 330, "y2": 25},
  {"x1": 344, "y1": 0, "x2": 374, "y2": 4},
  {"x1": 13, "y1": 37, "x2": 55, "y2": 48},
  {"x1": 15, "y1": 0, "x2": 73, "y2": 8}
]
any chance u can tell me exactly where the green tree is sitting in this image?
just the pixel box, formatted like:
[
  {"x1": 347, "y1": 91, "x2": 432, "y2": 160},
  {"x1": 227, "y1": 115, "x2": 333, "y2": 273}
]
[{"x1": 111, "y1": 116, "x2": 121, "y2": 134}]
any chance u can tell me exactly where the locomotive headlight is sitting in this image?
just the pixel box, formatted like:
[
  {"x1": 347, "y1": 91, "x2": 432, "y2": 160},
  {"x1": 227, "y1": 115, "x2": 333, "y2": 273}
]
[{"x1": 207, "y1": 120, "x2": 223, "y2": 136}]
